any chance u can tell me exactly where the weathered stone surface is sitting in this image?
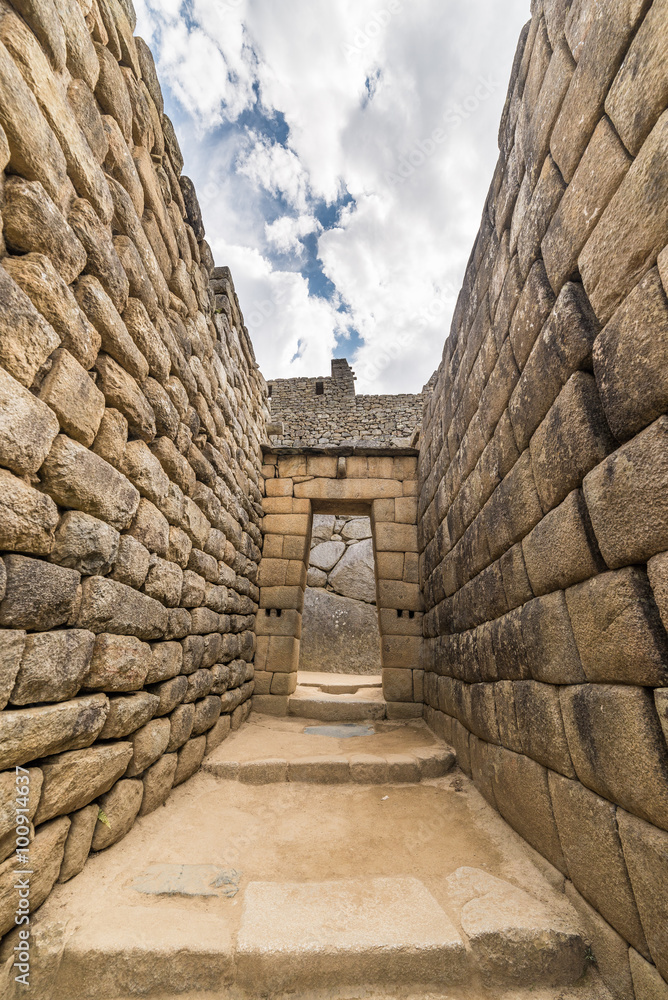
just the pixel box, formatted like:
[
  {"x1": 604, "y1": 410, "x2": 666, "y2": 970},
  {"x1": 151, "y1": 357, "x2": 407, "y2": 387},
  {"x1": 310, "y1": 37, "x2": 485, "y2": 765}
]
[
  {"x1": 123, "y1": 298, "x2": 171, "y2": 382},
  {"x1": 560, "y1": 684, "x2": 668, "y2": 831},
  {"x1": 593, "y1": 268, "x2": 668, "y2": 441},
  {"x1": 69, "y1": 198, "x2": 128, "y2": 312},
  {"x1": 125, "y1": 718, "x2": 171, "y2": 776},
  {"x1": 99, "y1": 691, "x2": 159, "y2": 740},
  {"x1": 522, "y1": 489, "x2": 602, "y2": 594},
  {"x1": 77, "y1": 278, "x2": 147, "y2": 383},
  {"x1": 146, "y1": 642, "x2": 183, "y2": 684},
  {"x1": 579, "y1": 108, "x2": 668, "y2": 324},
  {"x1": 649, "y1": 552, "x2": 668, "y2": 634},
  {"x1": 530, "y1": 372, "x2": 615, "y2": 513},
  {"x1": 76, "y1": 576, "x2": 168, "y2": 639},
  {"x1": 0, "y1": 694, "x2": 109, "y2": 769},
  {"x1": 34, "y1": 743, "x2": 133, "y2": 824},
  {"x1": 51, "y1": 510, "x2": 120, "y2": 576},
  {"x1": 566, "y1": 568, "x2": 668, "y2": 686},
  {"x1": 549, "y1": 773, "x2": 648, "y2": 953},
  {"x1": 139, "y1": 753, "x2": 177, "y2": 815},
  {"x1": 11, "y1": 629, "x2": 95, "y2": 705},
  {"x1": 628, "y1": 948, "x2": 668, "y2": 1000},
  {"x1": 95, "y1": 352, "x2": 155, "y2": 442},
  {"x1": 564, "y1": 883, "x2": 636, "y2": 1000},
  {"x1": 173, "y1": 735, "x2": 206, "y2": 786},
  {"x1": 85, "y1": 633, "x2": 152, "y2": 692},
  {"x1": 310, "y1": 541, "x2": 345, "y2": 572},
  {"x1": 91, "y1": 778, "x2": 143, "y2": 850},
  {"x1": 618, "y1": 809, "x2": 668, "y2": 980},
  {"x1": 38, "y1": 349, "x2": 106, "y2": 447},
  {"x1": 2, "y1": 177, "x2": 85, "y2": 284},
  {"x1": 92, "y1": 407, "x2": 128, "y2": 469},
  {"x1": 58, "y1": 804, "x2": 99, "y2": 882},
  {"x1": 299, "y1": 589, "x2": 381, "y2": 675},
  {"x1": 329, "y1": 539, "x2": 376, "y2": 603},
  {"x1": 0, "y1": 554, "x2": 80, "y2": 631},
  {"x1": 0, "y1": 365, "x2": 58, "y2": 475},
  {"x1": 0, "y1": 816, "x2": 70, "y2": 936},
  {"x1": 41, "y1": 434, "x2": 140, "y2": 530},
  {"x1": 583, "y1": 417, "x2": 668, "y2": 568},
  {"x1": 121, "y1": 439, "x2": 169, "y2": 505},
  {"x1": 192, "y1": 695, "x2": 222, "y2": 736},
  {"x1": 0, "y1": 264, "x2": 60, "y2": 388},
  {"x1": 0, "y1": 629, "x2": 25, "y2": 710},
  {"x1": 67, "y1": 80, "x2": 106, "y2": 161},
  {"x1": 165, "y1": 703, "x2": 195, "y2": 753},
  {"x1": 0, "y1": 469, "x2": 59, "y2": 556},
  {"x1": 2, "y1": 252, "x2": 100, "y2": 370},
  {"x1": 514, "y1": 680, "x2": 575, "y2": 777}
]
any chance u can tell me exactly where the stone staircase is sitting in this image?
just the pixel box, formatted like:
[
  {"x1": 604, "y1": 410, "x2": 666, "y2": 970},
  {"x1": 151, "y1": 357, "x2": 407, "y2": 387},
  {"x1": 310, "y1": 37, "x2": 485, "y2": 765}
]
[
  {"x1": 287, "y1": 671, "x2": 388, "y2": 720},
  {"x1": 16, "y1": 711, "x2": 612, "y2": 1000}
]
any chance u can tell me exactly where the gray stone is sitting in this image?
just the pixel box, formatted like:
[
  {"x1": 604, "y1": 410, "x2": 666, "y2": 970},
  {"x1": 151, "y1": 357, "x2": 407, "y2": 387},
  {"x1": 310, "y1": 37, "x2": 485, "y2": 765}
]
[
  {"x1": 145, "y1": 642, "x2": 183, "y2": 684},
  {"x1": 91, "y1": 779, "x2": 143, "y2": 850},
  {"x1": 329, "y1": 538, "x2": 377, "y2": 603},
  {"x1": 40, "y1": 434, "x2": 140, "y2": 531},
  {"x1": 34, "y1": 743, "x2": 133, "y2": 824},
  {"x1": 0, "y1": 364, "x2": 59, "y2": 475},
  {"x1": 0, "y1": 694, "x2": 109, "y2": 769},
  {"x1": 85, "y1": 633, "x2": 152, "y2": 692},
  {"x1": 310, "y1": 540, "x2": 345, "y2": 572},
  {"x1": 125, "y1": 718, "x2": 171, "y2": 776},
  {"x1": 0, "y1": 469, "x2": 59, "y2": 556},
  {"x1": 192, "y1": 695, "x2": 222, "y2": 736},
  {"x1": 76, "y1": 576, "x2": 169, "y2": 639},
  {"x1": 165, "y1": 703, "x2": 195, "y2": 752},
  {"x1": 98, "y1": 691, "x2": 159, "y2": 740},
  {"x1": 50, "y1": 511, "x2": 120, "y2": 576},
  {"x1": 11, "y1": 629, "x2": 95, "y2": 705},
  {"x1": 110, "y1": 534, "x2": 150, "y2": 589},
  {"x1": 143, "y1": 555, "x2": 183, "y2": 607},
  {"x1": 0, "y1": 554, "x2": 80, "y2": 631},
  {"x1": 148, "y1": 675, "x2": 188, "y2": 717},
  {"x1": 341, "y1": 517, "x2": 372, "y2": 541}
]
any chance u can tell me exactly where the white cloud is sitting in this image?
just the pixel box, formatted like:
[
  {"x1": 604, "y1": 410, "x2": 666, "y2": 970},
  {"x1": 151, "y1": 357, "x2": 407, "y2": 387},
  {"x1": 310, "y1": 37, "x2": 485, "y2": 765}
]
[{"x1": 136, "y1": 0, "x2": 531, "y2": 392}]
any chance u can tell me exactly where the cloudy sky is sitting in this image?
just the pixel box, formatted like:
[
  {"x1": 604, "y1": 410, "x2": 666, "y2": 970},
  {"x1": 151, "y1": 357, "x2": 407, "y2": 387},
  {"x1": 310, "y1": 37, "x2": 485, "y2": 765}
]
[{"x1": 134, "y1": 0, "x2": 530, "y2": 393}]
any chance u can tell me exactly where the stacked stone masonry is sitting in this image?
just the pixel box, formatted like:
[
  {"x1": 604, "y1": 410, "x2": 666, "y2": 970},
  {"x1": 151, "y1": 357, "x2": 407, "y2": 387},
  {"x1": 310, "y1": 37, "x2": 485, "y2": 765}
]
[
  {"x1": 419, "y1": 1, "x2": 668, "y2": 997},
  {"x1": 0, "y1": 0, "x2": 268, "y2": 945},
  {"x1": 267, "y1": 358, "x2": 433, "y2": 448}
]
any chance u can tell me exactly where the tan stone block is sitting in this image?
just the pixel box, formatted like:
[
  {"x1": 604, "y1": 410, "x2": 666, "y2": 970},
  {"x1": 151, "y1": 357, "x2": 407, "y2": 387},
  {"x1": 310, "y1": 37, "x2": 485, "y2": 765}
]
[
  {"x1": 252, "y1": 694, "x2": 289, "y2": 716},
  {"x1": 261, "y1": 464, "x2": 275, "y2": 480},
  {"x1": 38, "y1": 349, "x2": 105, "y2": 447},
  {"x1": 277, "y1": 456, "x2": 306, "y2": 478},
  {"x1": 377, "y1": 551, "x2": 404, "y2": 581},
  {"x1": 346, "y1": 456, "x2": 368, "y2": 478},
  {"x1": 306, "y1": 456, "x2": 337, "y2": 477},
  {"x1": 262, "y1": 497, "x2": 303, "y2": 514},
  {"x1": 349, "y1": 754, "x2": 389, "y2": 783},
  {"x1": 257, "y1": 558, "x2": 288, "y2": 588},
  {"x1": 381, "y1": 635, "x2": 422, "y2": 669},
  {"x1": 629, "y1": 948, "x2": 668, "y2": 1000},
  {"x1": 263, "y1": 635, "x2": 300, "y2": 673},
  {"x1": 564, "y1": 882, "x2": 636, "y2": 1000},
  {"x1": 394, "y1": 497, "x2": 417, "y2": 524},
  {"x1": 403, "y1": 552, "x2": 419, "y2": 584},
  {"x1": 265, "y1": 477, "x2": 293, "y2": 497},
  {"x1": 403, "y1": 480, "x2": 418, "y2": 496},
  {"x1": 0, "y1": 468, "x2": 59, "y2": 556},
  {"x1": 288, "y1": 757, "x2": 351, "y2": 783},
  {"x1": 285, "y1": 560, "x2": 307, "y2": 588},
  {"x1": 367, "y1": 457, "x2": 395, "y2": 479},
  {"x1": 255, "y1": 608, "x2": 302, "y2": 639},
  {"x1": 295, "y1": 478, "x2": 403, "y2": 501},
  {"x1": 253, "y1": 670, "x2": 272, "y2": 695},
  {"x1": 375, "y1": 522, "x2": 418, "y2": 553},
  {"x1": 282, "y1": 535, "x2": 309, "y2": 561},
  {"x1": 379, "y1": 608, "x2": 423, "y2": 636},
  {"x1": 386, "y1": 753, "x2": 421, "y2": 780},
  {"x1": 0, "y1": 364, "x2": 59, "y2": 476},
  {"x1": 263, "y1": 513, "x2": 310, "y2": 537},
  {"x1": 93, "y1": 407, "x2": 128, "y2": 469},
  {"x1": 618, "y1": 809, "x2": 668, "y2": 980},
  {"x1": 392, "y1": 456, "x2": 418, "y2": 480},
  {"x1": 270, "y1": 671, "x2": 297, "y2": 696},
  {"x1": 262, "y1": 534, "x2": 284, "y2": 559},
  {"x1": 378, "y1": 580, "x2": 423, "y2": 612},
  {"x1": 259, "y1": 586, "x2": 303, "y2": 611},
  {"x1": 382, "y1": 667, "x2": 414, "y2": 703},
  {"x1": 372, "y1": 499, "x2": 395, "y2": 522}
]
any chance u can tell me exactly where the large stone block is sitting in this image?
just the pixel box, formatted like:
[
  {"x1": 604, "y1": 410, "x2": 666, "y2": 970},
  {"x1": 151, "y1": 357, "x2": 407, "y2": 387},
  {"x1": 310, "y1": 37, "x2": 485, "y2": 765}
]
[
  {"x1": 40, "y1": 434, "x2": 140, "y2": 531},
  {"x1": 38, "y1": 348, "x2": 105, "y2": 447},
  {"x1": 34, "y1": 743, "x2": 133, "y2": 824},
  {"x1": 649, "y1": 552, "x2": 668, "y2": 633},
  {"x1": 11, "y1": 629, "x2": 95, "y2": 705},
  {"x1": 549, "y1": 773, "x2": 648, "y2": 954},
  {"x1": 126, "y1": 718, "x2": 171, "y2": 776},
  {"x1": 99, "y1": 691, "x2": 159, "y2": 740},
  {"x1": 522, "y1": 489, "x2": 602, "y2": 595},
  {"x1": 76, "y1": 576, "x2": 169, "y2": 639},
  {"x1": 618, "y1": 809, "x2": 668, "y2": 981},
  {"x1": 564, "y1": 883, "x2": 636, "y2": 1000},
  {"x1": 566, "y1": 568, "x2": 668, "y2": 686},
  {"x1": 560, "y1": 684, "x2": 668, "y2": 832},
  {"x1": 579, "y1": 108, "x2": 668, "y2": 324},
  {"x1": 139, "y1": 753, "x2": 177, "y2": 816},
  {"x1": 173, "y1": 735, "x2": 206, "y2": 786},
  {"x1": 58, "y1": 803, "x2": 99, "y2": 883},
  {"x1": 0, "y1": 468, "x2": 59, "y2": 555},
  {"x1": 490, "y1": 745, "x2": 567, "y2": 874},
  {"x1": 329, "y1": 539, "x2": 376, "y2": 603},
  {"x1": 593, "y1": 268, "x2": 668, "y2": 442},
  {"x1": 0, "y1": 629, "x2": 25, "y2": 711},
  {"x1": 2, "y1": 177, "x2": 85, "y2": 284},
  {"x1": 514, "y1": 680, "x2": 575, "y2": 777},
  {"x1": 94, "y1": 352, "x2": 155, "y2": 441},
  {"x1": 583, "y1": 417, "x2": 668, "y2": 568},
  {"x1": 0, "y1": 364, "x2": 59, "y2": 475},
  {"x1": 68, "y1": 198, "x2": 128, "y2": 312},
  {"x1": 127, "y1": 498, "x2": 170, "y2": 557},
  {"x1": 0, "y1": 554, "x2": 80, "y2": 631},
  {"x1": 509, "y1": 260, "x2": 555, "y2": 370},
  {"x1": 50, "y1": 510, "x2": 120, "y2": 576},
  {"x1": 0, "y1": 816, "x2": 70, "y2": 936},
  {"x1": 143, "y1": 555, "x2": 183, "y2": 608},
  {"x1": 0, "y1": 694, "x2": 109, "y2": 769},
  {"x1": 85, "y1": 633, "x2": 152, "y2": 692},
  {"x1": 629, "y1": 948, "x2": 668, "y2": 1000},
  {"x1": 91, "y1": 779, "x2": 143, "y2": 850},
  {"x1": 530, "y1": 372, "x2": 615, "y2": 513}
]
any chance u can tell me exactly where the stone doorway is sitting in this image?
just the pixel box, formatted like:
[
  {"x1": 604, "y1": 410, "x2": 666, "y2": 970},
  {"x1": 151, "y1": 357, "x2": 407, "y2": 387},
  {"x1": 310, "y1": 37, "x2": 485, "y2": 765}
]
[
  {"x1": 254, "y1": 451, "x2": 425, "y2": 720},
  {"x1": 300, "y1": 512, "x2": 381, "y2": 676}
]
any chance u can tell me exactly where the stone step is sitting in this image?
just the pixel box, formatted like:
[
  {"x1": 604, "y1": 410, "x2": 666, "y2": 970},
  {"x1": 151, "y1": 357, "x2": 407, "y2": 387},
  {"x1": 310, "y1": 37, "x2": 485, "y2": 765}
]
[
  {"x1": 288, "y1": 683, "x2": 388, "y2": 721},
  {"x1": 202, "y1": 714, "x2": 456, "y2": 784},
  {"x1": 49, "y1": 872, "x2": 590, "y2": 999},
  {"x1": 298, "y1": 670, "x2": 382, "y2": 695}
]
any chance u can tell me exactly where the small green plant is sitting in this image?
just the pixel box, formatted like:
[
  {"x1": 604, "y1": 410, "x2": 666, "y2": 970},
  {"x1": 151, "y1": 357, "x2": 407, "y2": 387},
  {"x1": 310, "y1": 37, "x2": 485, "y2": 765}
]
[
  {"x1": 98, "y1": 808, "x2": 111, "y2": 829},
  {"x1": 585, "y1": 946, "x2": 597, "y2": 965}
]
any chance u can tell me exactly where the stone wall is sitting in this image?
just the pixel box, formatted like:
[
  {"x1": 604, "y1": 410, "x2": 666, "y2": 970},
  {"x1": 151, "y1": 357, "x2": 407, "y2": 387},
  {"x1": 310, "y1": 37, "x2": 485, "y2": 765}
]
[
  {"x1": 268, "y1": 358, "x2": 432, "y2": 448},
  {"x1": 0, "y1": 0, "x2": 267, "y2": 942},
  {"x1": 300, "y1": 515, "x2": 381, "y2": 675},
  {"x1": 419, "y1": 1, "x2": 668, "y2": 996}
]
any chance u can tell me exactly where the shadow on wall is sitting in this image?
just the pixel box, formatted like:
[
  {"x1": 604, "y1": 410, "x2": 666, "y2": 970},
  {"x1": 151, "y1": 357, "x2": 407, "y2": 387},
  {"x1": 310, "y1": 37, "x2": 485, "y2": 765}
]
[{"x1": 300, "y1": 515, "x2": 381, "y2": 675}]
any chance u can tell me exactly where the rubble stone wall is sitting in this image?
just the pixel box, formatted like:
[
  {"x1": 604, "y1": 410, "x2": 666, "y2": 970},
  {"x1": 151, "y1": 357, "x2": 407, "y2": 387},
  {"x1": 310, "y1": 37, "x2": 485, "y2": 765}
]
[
  {"x1": 268, "y1": 358, "x2": 432, "y2": 448},
  {"x1": 0, "y1": 0, "x2": 267, "y2": 941},
  {"x1": 419, "y1": 1, "x2": 668, "y2": 996}
]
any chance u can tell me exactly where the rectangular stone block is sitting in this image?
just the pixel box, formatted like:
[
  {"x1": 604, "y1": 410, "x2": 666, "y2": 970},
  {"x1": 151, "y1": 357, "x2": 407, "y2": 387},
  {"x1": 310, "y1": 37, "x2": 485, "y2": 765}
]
[
  {"x1": 377, "y1": 581, "x2": 423, "y2": 612},
  {"x1": 583, "y1": 416, "x2": 668, "y2": 568},
  {"x1": 255, "y1": 634, "x2": 299, "y2": 673},
  {"x1": 0, "y1": 467, "x2": 59, "y2": 555},
  {"x1": 521, "y1": 489, "x2": 603, "y2": 594},
  {"x1": 294, "y1": 479, "x2": 403, "y2": 501},
  {"x1": 374, "y1": 522, "x2": 418, "y2": 553},
  {"x1": 265, "y1": 478, "x2": 293, "y2": 497},
  {"x1": 0, "y1": 694, "x2": 109, "y2": 769},
  {"x1": 617, "y1": 808, "x2": 668, "y2": 981},
  {"x1": 11, "y1": 628, "x2": 95, "y2": 705},
  {"x1": 520, "y1": 591, "x2": 586, "y2": 685},
  {"x1": 380, "y1": 635, "x2": 422, "y2": 669},
  {"x1": 38, "y1": 348, "x2": 105, "y2": 447},
  {"x1": 0, "y1": 554, "x2": 80, "y2": 631},
  {"x1": 514, "y1": 680, "x2": 575, "y2": 778},
  {"x1": 76, "y1": 575, "x2": 169, "y2": 639},
  {"x1": 0, "y1": 363, "x2": 59, "y2": 475}
]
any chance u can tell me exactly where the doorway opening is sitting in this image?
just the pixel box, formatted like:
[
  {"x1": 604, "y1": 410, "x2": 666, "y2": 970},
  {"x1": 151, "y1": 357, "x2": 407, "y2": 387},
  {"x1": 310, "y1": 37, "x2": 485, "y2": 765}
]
[{"x1": 298, "y1": 512, "x2": 382, "y2": 679}]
